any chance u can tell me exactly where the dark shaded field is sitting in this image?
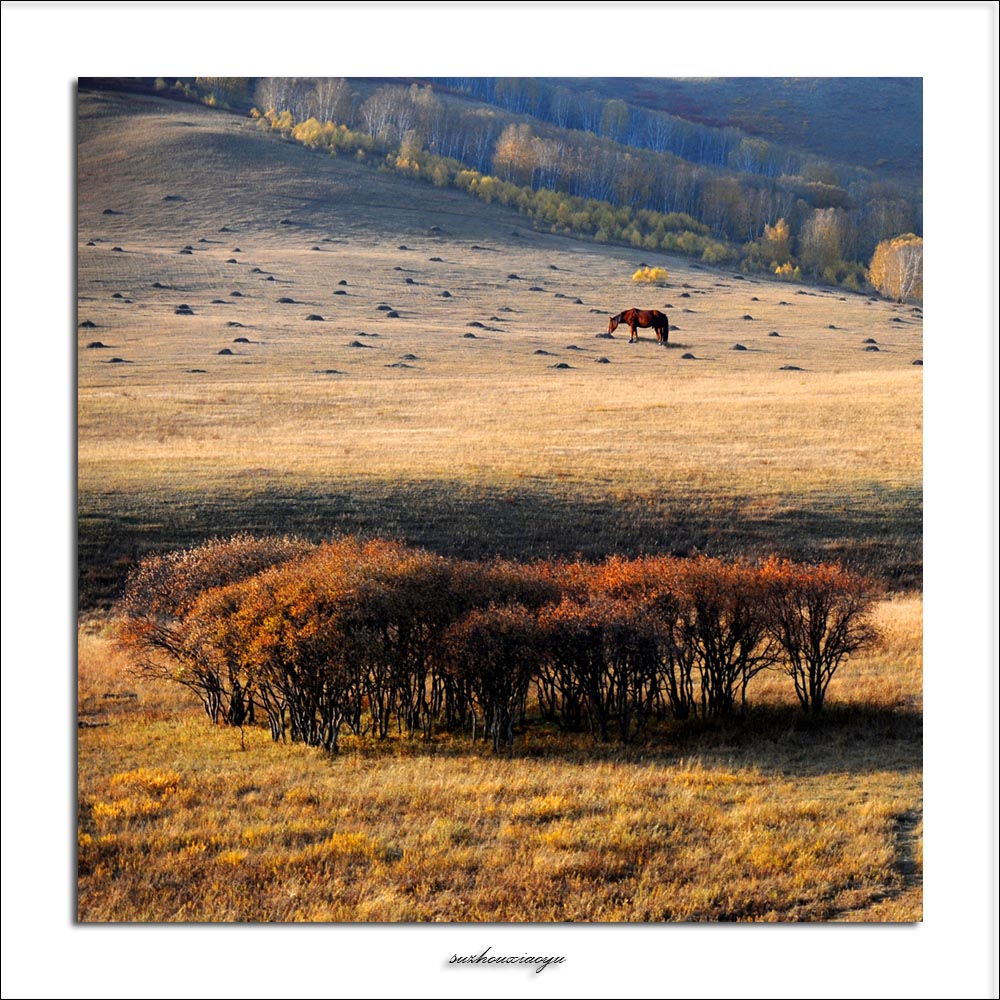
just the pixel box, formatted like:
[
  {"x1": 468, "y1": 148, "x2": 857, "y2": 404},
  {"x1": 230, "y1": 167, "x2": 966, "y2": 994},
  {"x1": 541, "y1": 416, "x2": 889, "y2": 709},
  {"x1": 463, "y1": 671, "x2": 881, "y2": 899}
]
[{"x1": 79, "y1": 479, "x2": 921, "y2": 610}]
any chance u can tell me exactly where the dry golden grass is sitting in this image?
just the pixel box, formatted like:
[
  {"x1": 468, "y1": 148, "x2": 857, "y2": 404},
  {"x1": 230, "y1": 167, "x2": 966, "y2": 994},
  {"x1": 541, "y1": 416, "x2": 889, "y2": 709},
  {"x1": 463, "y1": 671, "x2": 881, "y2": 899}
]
[
  {"x1": 78, "y1": 604, "x2": 921, "y2": 923},
  {"x1": 76, "y1": 90, "x2": 922, "y2": 924}
]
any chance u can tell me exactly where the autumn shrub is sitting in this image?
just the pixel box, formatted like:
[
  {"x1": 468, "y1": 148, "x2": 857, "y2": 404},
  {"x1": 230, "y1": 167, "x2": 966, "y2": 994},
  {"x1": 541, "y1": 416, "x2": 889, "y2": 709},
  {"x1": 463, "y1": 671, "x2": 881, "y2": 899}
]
[
  {"x1": 758, "y1": 557, "x2": 881, "y2": 715},
  {"x1": 668, "y1": 557, "x2": 778, "y2": 718},
  {"x1": 225, "y1": 538, "x2": 459, "y2": 749},
  {"x1": 584, "y1": 556, "x2": 696, "y2": 721},
  {"x1": 632, "y1": 266, "x2": 669, "y2": 284},
  {"x1": 115, "y1": 535, "x2": 312, "y2": 724},
  {"x1": 214, "y1": 547, "x2": 370, "y2": 751},
  {"x1": 444, "y1": 605, "x2": 541, "y2": 752},
  {"x1": 535, "y1": 594, "x2": 659, "y2": 744},
  {"x1": 555, "y1": 555, "x2": 776, "y2": 724},
  {"x1": 114, "y1": 537, "x2": 884, "y2": 753}
]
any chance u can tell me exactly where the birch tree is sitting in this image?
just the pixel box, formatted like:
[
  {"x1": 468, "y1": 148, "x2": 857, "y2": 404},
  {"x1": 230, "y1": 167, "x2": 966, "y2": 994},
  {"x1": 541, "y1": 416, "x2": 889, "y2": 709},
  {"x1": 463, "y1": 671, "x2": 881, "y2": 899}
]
[{"x1": 868, "y1": 233, "x2": 923, "y2": 302}]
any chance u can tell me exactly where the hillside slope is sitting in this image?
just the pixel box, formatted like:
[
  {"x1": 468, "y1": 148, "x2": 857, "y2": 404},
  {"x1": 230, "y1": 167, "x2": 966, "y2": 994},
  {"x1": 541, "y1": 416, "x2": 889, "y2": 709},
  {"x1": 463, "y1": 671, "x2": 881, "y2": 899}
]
[
  {"x1": 77, "y1": 89, "x2": 922, "y2": 608},
  {"x1": 79, "y1": 89, "x2": 535, "y2": 245}
]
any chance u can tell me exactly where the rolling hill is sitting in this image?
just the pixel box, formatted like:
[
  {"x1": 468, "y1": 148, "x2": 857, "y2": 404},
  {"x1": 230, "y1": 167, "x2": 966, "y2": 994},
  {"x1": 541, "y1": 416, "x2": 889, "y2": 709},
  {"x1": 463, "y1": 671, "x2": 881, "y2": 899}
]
[{"x1": 77, "y1": 88, "x2": 922, "y2": 608}]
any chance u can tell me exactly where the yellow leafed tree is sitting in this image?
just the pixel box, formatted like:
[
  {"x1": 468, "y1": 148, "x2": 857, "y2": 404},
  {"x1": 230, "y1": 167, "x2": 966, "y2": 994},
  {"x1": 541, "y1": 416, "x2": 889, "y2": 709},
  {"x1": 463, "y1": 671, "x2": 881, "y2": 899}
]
[
  {"x1": 632, "y1": 266, "x2": 668, "y2": 284},
  {"x1": 868, "y1": 234, "x2": 923, "y2": 303},
  {"x1": 761, "y1": 218, "x2": 792, "y2": 266}
]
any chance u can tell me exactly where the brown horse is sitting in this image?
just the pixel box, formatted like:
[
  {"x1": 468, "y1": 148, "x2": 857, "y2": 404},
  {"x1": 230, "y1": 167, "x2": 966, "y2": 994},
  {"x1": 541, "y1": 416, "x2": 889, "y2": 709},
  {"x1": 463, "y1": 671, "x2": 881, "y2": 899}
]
[{"x1": 608, "y1": 308, "x2": 670, "y2": 345}]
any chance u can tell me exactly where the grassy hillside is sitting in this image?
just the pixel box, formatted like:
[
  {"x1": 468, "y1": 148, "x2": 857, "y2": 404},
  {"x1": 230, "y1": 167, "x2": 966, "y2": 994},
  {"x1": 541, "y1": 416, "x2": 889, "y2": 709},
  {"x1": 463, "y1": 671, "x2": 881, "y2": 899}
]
[{"x1": 78, "y1": 89, "x2": 922, "y2": 609}]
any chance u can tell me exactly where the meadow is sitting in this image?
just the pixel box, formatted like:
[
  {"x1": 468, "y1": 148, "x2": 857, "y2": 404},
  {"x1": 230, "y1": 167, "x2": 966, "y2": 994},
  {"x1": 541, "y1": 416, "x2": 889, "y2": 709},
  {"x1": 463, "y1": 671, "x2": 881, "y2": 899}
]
[
  {"x1": 77, "y1": 89, "x2": 922, "y2": 922},
  {"x1": 79, "y1": 596, "x2": 922, "y2": 922}
]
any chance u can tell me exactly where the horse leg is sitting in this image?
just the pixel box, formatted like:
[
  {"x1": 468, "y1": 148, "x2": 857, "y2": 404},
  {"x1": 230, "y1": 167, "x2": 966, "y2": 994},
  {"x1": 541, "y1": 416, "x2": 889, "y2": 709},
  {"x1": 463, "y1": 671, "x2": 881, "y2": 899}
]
[{"x1": 630, "y1": 323, "x2": 637, "y2": 343}]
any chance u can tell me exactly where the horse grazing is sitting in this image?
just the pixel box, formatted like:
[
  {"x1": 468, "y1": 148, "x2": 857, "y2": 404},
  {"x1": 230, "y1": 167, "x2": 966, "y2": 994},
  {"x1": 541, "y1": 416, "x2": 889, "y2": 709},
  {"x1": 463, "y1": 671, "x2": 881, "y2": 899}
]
[{"x1": 608, "y1": 308, "x2": 670, "y2": 345}]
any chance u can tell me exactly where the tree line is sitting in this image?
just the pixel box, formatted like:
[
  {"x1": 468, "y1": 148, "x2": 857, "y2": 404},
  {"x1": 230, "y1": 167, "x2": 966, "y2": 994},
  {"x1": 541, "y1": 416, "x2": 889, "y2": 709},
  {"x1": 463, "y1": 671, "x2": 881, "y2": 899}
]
[
  {"x1": 98, "y1": 77, "x2": 921, "y2": 299},
  {"x1": 245, "y1": 78, "x2": 921, "y2": 298},
  {"x1": 116, "y1": 536, "x2": 881, "y2": 754}
]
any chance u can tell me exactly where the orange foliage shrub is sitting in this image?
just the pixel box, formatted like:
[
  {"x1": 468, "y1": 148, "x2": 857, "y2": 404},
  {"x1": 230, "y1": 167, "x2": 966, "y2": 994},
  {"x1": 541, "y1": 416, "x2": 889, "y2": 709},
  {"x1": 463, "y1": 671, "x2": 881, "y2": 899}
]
[
  {"x1": 115, "y1": 537, "x2": 882, "y2": 754},
  {"x1": 759, "y1": 557, "x2": 880, "y2": 715}
]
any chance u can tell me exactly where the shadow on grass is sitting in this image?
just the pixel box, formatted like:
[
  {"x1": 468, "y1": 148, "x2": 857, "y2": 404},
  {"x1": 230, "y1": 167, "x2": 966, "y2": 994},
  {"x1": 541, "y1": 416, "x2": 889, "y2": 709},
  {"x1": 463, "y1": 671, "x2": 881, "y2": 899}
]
[
  {"x1": 261, "y1": 702, "x2": 923, "y2": 780},
  {"x1": 79, "y1": 479, "x2": 921, "y2": 610}
]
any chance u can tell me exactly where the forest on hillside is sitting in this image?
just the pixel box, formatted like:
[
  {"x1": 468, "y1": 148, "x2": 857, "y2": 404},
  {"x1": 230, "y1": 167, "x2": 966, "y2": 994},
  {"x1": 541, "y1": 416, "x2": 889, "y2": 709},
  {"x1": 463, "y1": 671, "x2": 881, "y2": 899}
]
[{"x1": 80, "y1": 75, "x2": 924, "y2": 298}]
